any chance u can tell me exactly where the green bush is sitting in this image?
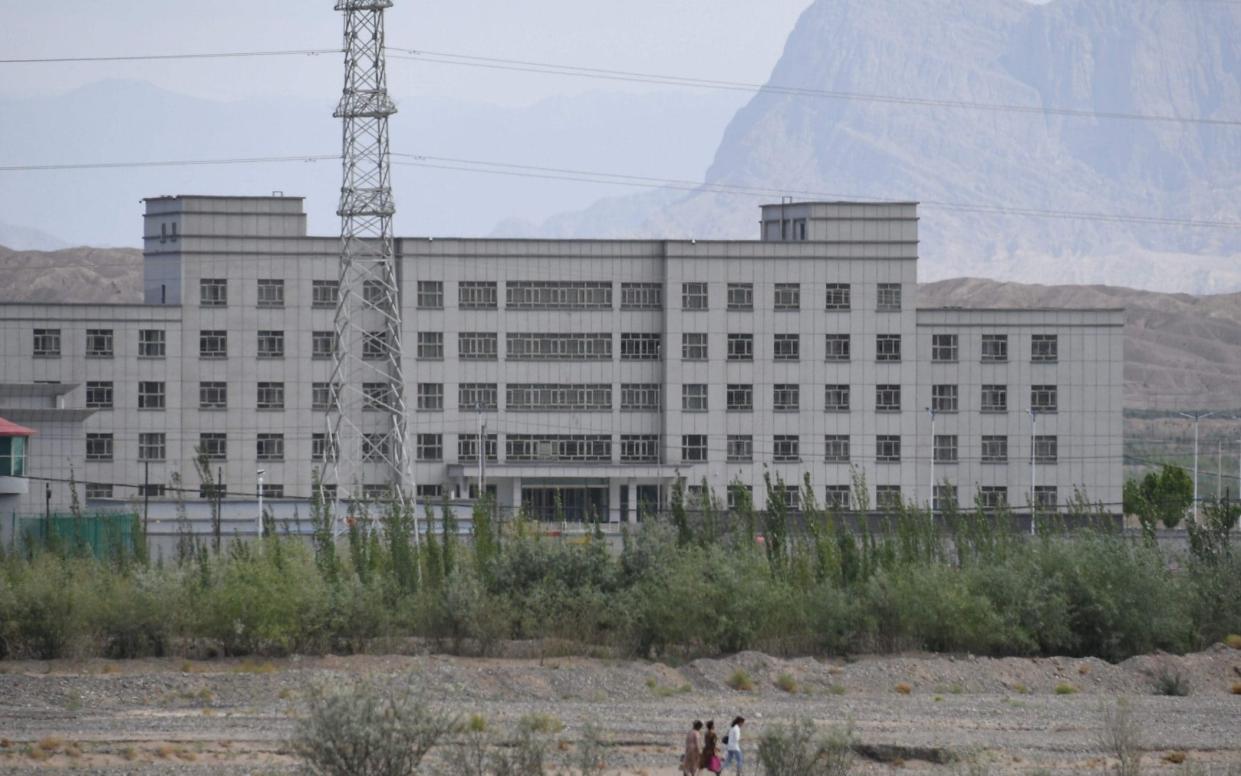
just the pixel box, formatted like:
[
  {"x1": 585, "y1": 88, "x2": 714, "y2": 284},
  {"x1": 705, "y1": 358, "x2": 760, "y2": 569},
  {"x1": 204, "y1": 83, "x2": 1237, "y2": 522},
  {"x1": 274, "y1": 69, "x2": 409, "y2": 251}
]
[{"x1": 757, "y1": 718, "x2": 854, "y2": 776}]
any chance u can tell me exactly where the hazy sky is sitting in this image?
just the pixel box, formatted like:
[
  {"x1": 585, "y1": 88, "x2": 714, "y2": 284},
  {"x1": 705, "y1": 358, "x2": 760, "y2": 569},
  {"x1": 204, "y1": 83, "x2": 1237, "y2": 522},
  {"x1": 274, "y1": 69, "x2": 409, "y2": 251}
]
[{"x1": 0, "y1": 1, "x2": 814, "y2": 104}]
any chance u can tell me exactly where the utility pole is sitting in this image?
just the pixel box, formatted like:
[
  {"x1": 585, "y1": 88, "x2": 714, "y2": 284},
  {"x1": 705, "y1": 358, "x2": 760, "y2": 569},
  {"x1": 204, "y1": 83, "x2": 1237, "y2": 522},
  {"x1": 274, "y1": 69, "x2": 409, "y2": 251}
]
[
  {"x1": 324, "y1": 0, "x2": 417, "y2": 543},
  {"x1": 1177, "y1": 411, "x2": 1215, "y2": 525},
  {"x1": 143, "y1": 461, "x2": 150, "y2": 533},
  {"x1": 1218, "y1": 439, "x2": 1223, "y2": 502},
  {"x1": 256, "y1": 469, "x2": 265, "y2": 541},
  {"x1": 477, "y1": 403, "x2": 486, "y2": 501},
  {"x1": 1029, "y1": 408, "x2": 1038, "y2": 534},
  {"x1": 926, "y1": 407, "x2": 936, "y2": 516}
]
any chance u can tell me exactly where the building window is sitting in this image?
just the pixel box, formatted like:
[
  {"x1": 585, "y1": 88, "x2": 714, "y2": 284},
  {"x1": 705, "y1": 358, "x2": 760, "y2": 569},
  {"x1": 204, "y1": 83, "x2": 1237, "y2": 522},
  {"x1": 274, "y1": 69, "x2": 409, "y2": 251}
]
[
  {"x1": 416, "y1": 280, "x2": 443, "y2": 309},
  {"x1": 933, "y1": 484, "x2": 958, "y2": 512},
  {"x1": 85, "y1": 483, "x2": 113, "y2": 499},
  {"x1": 85, "y1": 329, "x2": 113, "y2": 358},
  {"x1": 726, "y1": 333, "x2": 753, "y2": 361},
  {"x1": 362, "y1": 434, "x2": 391, "y2": 462},
  {"x1": 138, "y1": 329, "x2": 165, "y2": 358},
  {"x1": 772, "y1": 333, "x2": 800, "y2": 361},
  {"x1": 507, "y1": 384, "x2": 612, "y2": 412},
  {"x1": 506, "y1": 281, "x2": 611, "y2": 310},
  {"x1": 415, "y1": 383, "x2": 442, "y2": 411},
  {"x1": 726, "y1": 283, "x2": 753, "y2": 311},
  {"x1": 824, "y1": 434, "x2": 850, "y2": 463},
  {"x1": 773, "y1": 384, "x2": 800, "y2": 412},
  {"x1": 726, "y1": 384, "x2": 753, "y2": 412},
  {"x1": 620, "y1": 282, "x2": 662, "y2": 310},
  {"x1": 312, "y1": 331, "x2": 335, "y2": 360},
  {"x1": 682, "y1": 434, "x2": 708, "y2": 463},
  {"x1": 825, "y1": 334, "x2": 851, "y2": 362},
  {"x1": 416, "y1": 434, "x2": 443, "y2": 461},
  {"x1": 773, "y1": 283, "x2": 800, "y2": 311},
  {"x1": 875, "y1": 384, "x2": 901, "y2": 412},
  {"x1": 931, "y1": 334, "x2": 958, "y2": 362},
  {"x1": 1033, "y1": 486, "x2": 1058, "y2": 509},
  {"x1": 198, "y1": 433, "x2": 227, "y2": 461},
  {"x1": 256, "y1": 278, "x2": 284, "y2": 308},
  {"x1": 509, "y1": 332, "x2": 614, "y2": 360},
  {"x1": 981, "y1": 334, "x2": 1008, "y2": 362},
  {"x1": 32, "y1": 328, "x2": 61, "y2": 357},
  {"x1": 506, "y1": 435, "x2": 611, "y2": 463},
  {"x1": 978, "y1": 486, "x2": 1008, "y2": 510},
  {"x1": 824, "y1": 486, "x2": 851, "y2": 510},
  {"x1": 85, "y1": 381, "x2": 113, "y2": 409},
  {"x1": 981, "y1": 384, "x2": 1008, "y2": 413},
  {"x1": 1032, "y1": 334, "x2": 1059, "y2": 363},
  {"x1": 981, "y1": 435, "x2": 1008, "y2": 463},
  {"x1": 825, "y1": 283, "x2": 851, "y2": 311},
  {"x1": 620, "y1": 434, "x2": 660, "y2": 463},
  {"x1": 459, "y1": 281, "x2": 498, "y2": 309},
  {"x1": 138, "y1": 432, "x2": 166, "y2": 461},
  {"x1": 311, "y1": 382, "x2": 335, "y2": 411},
  {"x1": 824, "y1": 384, "x2": 850, "y2": 412},
  {"x1": 138, "y1": 381, "x2": 165, "y2": 410},
  {"x1": 362, "y1": 280, "x2": 387, "y2": 306},
  {"x1": 312, "y1": 279, "x2": 339, "y2": 308},
  {"x1": 876, "y1": 435, "x2": 901, "y2": 463},
  {"x1": 876, "y1": 485, "x2": 902, "y2": 509},
  {"x1": 257, "y1": 330, "x2": 285, "y2": 359},
  {"x1": 256, "y1": 433, "x2": 285, "y2": 461},
  {"x1": 199, "y1": 330, "x2": 227, "y2": 359},
  {"x1": 621, "y1": 383, "x2": 660, "y2": 411},
  {"x1": 458, "y1": 434, "x2": 499, "y2": 463},
  {"x1": 1034, "y1": 435, "x2": 1058, "y2": 464},
  {"x1": 773, "y1": 435, "x2": 800, "y2": 462},
  {"x1": 257, "y1": 381, "x2": 285, "y2": 410},
  {"x1": 1031, "y1": 385, "x2": 1058, "y2": 413},
  {"x1": 417, "y1": 332, "x2": 443, "y2": 360},
  {"x1": 311, "y1": 433, "x2": 331, "y2": 463},
  {"x1": 362, "y1": 331, "x2": 389, "y2": 360},
  {"x1": 459, "y1": 332, "x2": 499, "y2": 360},
  {"x1": 619, "y1": 333, "x2": 661, "y2": 360},
  {"x1": 260, "y1": 484, "x2": 284, "y2": 499},
  {"x1": 199, "y1": 483, "x2": 227, "y2": 500},
  {"x1": 200, "y1": 381, "x2": 227, "y2": 410},
  {"x1": 364, "y1": 382, "x2": 394, "y2": 411},
  {"x1": 200, "y1": 278, "x2": 227, "y2": 307},
  {"x1": 931, "y1": 384, "x2": 958, "y2": 413},
  {"x1": 681, "y1": 282, "x2": 708, "y2": 310},
  {"x1": 415, "y1": 484, "x2": 442, "y2": 500},
  {"x1": 876, "y1": 334, "x2": 902, "y2": 362},
  {"x1": 682, "y1": 332, "x2": 708, "y2": 361},
  {"x1": 138, "y1": 484, "x2": 166, "y2": 498},
  {"x1": 876, "y1": 283, "x2": 902, "y2": 312},
  {"x1": 934, "y1": 435, "x2": 959, "y2": 463},
  {"x1": 682, "y1": 383, "x2": 708, "y2": 412},
  {"x1": 726, "y1": 435, "x2": 753, "y2": 463},
  {"x1": 86, "y1": 433, "x2": 113, "y2": 461},
  {"x1": 459, "y1": 383, "x2": 498, "y2": 411},
  {"x1": 362, "y1": 484, "x2": 392, "y2": 500},
  {"x1": 727, "y1": 484, "x2": 753, "y2": 512}
]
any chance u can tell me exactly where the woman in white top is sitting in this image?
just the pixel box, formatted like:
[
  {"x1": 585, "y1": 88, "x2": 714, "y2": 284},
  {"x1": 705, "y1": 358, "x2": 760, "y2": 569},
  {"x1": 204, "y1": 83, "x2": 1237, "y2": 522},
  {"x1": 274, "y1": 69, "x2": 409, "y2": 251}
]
[{"x1": 722, "y1": 716, "x2": 745, "y2": 775}]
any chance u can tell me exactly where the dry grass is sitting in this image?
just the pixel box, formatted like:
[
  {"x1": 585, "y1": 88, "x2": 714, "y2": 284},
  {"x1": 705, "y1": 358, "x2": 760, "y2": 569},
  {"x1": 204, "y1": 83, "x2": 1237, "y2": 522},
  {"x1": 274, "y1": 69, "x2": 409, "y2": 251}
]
[
  {"x1": 233, "y1": 659, "x2": 277, "y2": 674},
  {"x1": 1054, "y1": 682, "x2": 1078, "y2": 695},
  {"x1": 36, "y1": 736, "x2": 62, "y2": 752},
  {"x1": 727, "y1": 669, "x2": 755, "y2": 692},
  {"x1": 1164, "y1": 751, "x2": 1187, "y2": 764},
  {"x1": 1078, "y1": 663, "x2": 1091, "y2": 675},
  {"x1": 895, "y1": 682, "x2": 913, "y2": 695},
  {"x1": 26, "y1": 746, "x2": 50, "y2": 762},
  {"x1": 1224, "y1": 634, "x2": 1241, "y2": 650},
  {"x1": 156, "y1": 744, "x2": 176, "y2": 759},
  {"x1": 1230, "y1": 682, "x2": 1241, "y2": 695},
  {"x1": 1011, "y1": 683, "x2": 1030, "y2": 694},
  {"x1": 829, "y1": 683, "x2": 847, "y2": 695},
  {"x1": 120, "y1": 746, "x2": 138, "y2": 761},
  {"x1": 775, "y1": 672, "x2": 798, "y2": 693},
  {"x1": 100, "y1": 663, "x2": 120, "y2": 675}
]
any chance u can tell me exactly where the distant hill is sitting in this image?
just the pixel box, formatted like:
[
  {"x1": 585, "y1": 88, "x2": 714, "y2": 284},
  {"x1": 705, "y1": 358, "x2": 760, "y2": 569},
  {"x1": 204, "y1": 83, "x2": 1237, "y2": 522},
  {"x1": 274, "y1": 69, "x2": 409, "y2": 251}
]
[
  {"x1": 3, "y1": 245, "x2": 1237, "y2": 411},
  {"x1": 525, "y1": 0, "x2": 1241, "y2": 294}
]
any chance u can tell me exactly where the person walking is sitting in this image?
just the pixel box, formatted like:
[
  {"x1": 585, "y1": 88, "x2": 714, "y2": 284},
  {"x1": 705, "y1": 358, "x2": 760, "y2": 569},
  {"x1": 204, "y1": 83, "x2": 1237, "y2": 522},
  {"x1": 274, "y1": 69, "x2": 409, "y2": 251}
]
[
  {"x1": 682, "y1": 720, "x2": 703, "y2": 775},
  {"x1": 700, "y1": 719, "x2": 722, "y2": 775},
  {"x1": 722, "y1": 716, "x2": 745, "y2": 775}
]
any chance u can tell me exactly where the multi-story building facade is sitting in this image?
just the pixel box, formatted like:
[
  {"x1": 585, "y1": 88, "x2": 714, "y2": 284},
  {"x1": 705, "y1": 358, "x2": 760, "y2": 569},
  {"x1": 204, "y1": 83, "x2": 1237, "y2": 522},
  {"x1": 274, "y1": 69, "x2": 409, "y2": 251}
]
[{"x1": 0, "y1": 195, "x2": 1124, "y2": 522}]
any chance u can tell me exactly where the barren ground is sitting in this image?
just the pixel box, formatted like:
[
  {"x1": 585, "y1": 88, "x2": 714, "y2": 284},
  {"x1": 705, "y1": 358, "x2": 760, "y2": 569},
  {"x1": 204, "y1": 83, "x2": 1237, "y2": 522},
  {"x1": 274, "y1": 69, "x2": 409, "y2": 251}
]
[{"x1": 1, "y1": 645, "x2": 1239, "y2": 774}]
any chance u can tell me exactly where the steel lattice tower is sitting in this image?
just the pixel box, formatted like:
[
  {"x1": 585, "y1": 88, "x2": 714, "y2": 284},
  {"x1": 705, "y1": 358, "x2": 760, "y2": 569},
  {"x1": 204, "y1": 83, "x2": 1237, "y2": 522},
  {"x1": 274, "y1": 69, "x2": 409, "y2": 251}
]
[{"x1": 325, "y1": 0, "x2": 416, "y2": 536}]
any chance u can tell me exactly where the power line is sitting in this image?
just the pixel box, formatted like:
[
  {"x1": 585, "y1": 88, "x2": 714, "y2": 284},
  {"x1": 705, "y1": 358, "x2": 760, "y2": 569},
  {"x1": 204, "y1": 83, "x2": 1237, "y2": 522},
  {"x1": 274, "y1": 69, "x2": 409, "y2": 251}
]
[
  {"x1": 0, "y1": 48, "x2": 340, "y2": 65},
  {"x1": 0, "y1": 154, "x2": 338, "y2": 173},
  {"x1": 388, "y1": 48, "x2": 1241, "y2": 129}
]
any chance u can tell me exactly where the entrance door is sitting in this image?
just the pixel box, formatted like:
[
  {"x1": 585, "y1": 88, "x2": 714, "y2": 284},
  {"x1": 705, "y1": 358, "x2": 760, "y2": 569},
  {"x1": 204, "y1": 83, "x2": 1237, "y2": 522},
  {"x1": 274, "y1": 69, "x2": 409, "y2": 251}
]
[{"x1": 521, "y1": 486, "x2": 609, "y2": 522}]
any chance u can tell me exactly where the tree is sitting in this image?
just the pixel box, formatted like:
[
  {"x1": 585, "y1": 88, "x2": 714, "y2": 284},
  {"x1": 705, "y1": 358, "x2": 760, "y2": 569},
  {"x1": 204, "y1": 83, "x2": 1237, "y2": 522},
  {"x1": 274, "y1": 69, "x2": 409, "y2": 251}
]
[{"x1": 1126, "y1": 465, "x2": 1193, "y2": 533}]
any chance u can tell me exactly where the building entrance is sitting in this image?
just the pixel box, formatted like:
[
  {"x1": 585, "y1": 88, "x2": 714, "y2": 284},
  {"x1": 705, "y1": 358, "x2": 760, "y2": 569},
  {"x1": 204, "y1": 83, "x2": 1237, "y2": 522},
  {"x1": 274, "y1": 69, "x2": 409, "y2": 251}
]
[{"x1": 521, "y1": 486, "x2": 608, "y2": 522}]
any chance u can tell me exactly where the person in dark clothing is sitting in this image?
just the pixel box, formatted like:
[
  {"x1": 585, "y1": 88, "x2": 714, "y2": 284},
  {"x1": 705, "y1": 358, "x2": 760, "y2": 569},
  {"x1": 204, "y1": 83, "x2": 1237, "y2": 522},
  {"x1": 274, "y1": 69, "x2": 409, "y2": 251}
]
[{"x1": 699, "y1": 719, "x2": 722, "y2": 775}]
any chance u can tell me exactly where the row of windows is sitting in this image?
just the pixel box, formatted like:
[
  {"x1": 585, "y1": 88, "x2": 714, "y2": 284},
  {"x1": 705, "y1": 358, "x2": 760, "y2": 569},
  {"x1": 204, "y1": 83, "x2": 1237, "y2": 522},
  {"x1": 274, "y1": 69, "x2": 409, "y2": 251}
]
[
  {"x1": 197, "y1": 278, "x2": 902, "y2": 313},
  {"x1": 85, "y1": 430, "x2": 1058, "y2": 467},
  {"x1": 28, "y1": 328, "x2": 1060, "y2": 365}
]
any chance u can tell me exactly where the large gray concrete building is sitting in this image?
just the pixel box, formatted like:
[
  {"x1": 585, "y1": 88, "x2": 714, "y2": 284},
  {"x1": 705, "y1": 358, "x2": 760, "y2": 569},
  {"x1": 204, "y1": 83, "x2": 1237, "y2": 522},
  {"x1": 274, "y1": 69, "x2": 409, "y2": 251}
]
[{"x1": 0, "y1": 195, "x2": 1123, "y2": 522}]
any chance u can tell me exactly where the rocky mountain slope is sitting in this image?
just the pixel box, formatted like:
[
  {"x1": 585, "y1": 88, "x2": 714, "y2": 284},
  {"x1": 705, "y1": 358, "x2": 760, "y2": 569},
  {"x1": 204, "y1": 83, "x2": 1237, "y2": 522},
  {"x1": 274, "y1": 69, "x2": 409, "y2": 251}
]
[
  {"x1": 2, "y1": 246, "x2": 1237, "y2": 410},
  {"x1": 519, "y1": 0, "x2": 1241, "y2": 294}
]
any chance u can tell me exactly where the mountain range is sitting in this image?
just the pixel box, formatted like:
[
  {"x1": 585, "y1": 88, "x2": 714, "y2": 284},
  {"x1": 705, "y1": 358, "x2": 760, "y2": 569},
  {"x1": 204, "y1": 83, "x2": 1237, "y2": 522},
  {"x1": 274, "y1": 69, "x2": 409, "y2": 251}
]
[{"x1": 508, "y1": 0, "x2": 1241, "y2": 294}]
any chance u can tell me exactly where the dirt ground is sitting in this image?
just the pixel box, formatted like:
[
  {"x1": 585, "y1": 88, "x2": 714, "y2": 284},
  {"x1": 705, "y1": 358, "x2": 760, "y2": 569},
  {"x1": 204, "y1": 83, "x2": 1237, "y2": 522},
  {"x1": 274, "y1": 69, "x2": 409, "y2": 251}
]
[{"x1": 1, "y1": 644, "x2": 1239, "y2": 774}]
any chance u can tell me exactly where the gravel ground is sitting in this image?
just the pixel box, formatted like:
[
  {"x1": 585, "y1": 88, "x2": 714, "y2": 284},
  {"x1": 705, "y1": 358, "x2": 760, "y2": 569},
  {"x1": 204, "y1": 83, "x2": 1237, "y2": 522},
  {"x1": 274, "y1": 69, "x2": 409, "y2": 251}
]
[{"x1": 0, "y1": 645, "x2": 1239, "y2": 774}]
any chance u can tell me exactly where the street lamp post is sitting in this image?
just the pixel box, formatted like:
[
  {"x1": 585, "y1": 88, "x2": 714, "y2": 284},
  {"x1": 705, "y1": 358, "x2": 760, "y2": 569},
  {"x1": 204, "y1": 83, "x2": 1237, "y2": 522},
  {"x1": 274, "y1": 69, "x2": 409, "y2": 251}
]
[
  {"x1": 926, "y1": 407, "x2": 936, "y2": 515},
  {"x1": 1029, "y1": 408, "x2": 1038, "y2": 535},
  {"x1": 256, "y1": 469, "x2": 266, "y2": 541},
  {"x1": 1177, "y1": 411, "x2": 1215, "y2": 525}
]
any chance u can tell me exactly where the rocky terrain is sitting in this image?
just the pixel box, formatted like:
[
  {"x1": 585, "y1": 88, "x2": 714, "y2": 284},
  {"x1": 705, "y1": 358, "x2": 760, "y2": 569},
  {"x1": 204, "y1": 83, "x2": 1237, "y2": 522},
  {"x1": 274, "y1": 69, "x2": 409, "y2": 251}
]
[{"x1": 0, "y1": 646, "x2": 1240, "y2": 774}]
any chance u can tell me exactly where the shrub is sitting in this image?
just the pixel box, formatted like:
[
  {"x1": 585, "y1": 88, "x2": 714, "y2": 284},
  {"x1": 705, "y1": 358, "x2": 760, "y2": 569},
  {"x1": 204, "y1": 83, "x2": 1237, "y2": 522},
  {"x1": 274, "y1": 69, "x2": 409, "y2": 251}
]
[
  {"x1": 1152, "y1": 665, "x2": 1190, "y2": 697},
  {"x1": 290, "y1": 675, "x2": 457, "y2": 776},
  {"x1": 1100, "y1": 700, "x2": 1142, "y2": 776},
  {"x1": 727, "y1": 669, "x2": 755, "y2": 692},
  {"x1": 776, "y1": 672, "x2": 798, "y2": 693},
  {"x1": 894, "y1": 683, "x2": 912, "y2": 695},
  {"x1": 1231, "y1": 682, "x2": 1241, "y2": 695},
  {"x1": 1225, "y1": 634, "x2": 1241, "y2": 650},
  {"x1": 757, "y1": 718, "x2": 854, "y2": 776},
  {"x1": 1054, "y1": 683, "x2": 1078, "y2": 695}
]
